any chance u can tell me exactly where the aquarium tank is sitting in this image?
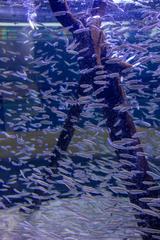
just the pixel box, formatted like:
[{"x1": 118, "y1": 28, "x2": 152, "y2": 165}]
[{"x1": 0, "y1": 0, "x2": 160, "y2": 239}]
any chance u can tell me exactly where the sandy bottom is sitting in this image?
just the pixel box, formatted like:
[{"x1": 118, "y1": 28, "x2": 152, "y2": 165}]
[{"x1": 0, "y1": 191, "x2": 143, "y2": 240}]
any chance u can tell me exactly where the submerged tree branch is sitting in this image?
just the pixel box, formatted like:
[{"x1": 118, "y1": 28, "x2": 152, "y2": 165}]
[{"x1": 48, "y1": 1, "x2": 160, "y2": 239}]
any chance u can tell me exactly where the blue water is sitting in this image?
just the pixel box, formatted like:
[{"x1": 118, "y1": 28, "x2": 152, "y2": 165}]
[{"x1": 0, "y1": 1, "x2": 160, "y2": 239}]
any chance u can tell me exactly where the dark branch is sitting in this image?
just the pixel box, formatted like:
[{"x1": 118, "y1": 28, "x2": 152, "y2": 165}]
[{"x1": 48, "y1": 0, "x2": 83, "y2": 33}]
